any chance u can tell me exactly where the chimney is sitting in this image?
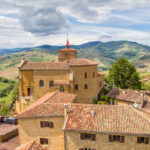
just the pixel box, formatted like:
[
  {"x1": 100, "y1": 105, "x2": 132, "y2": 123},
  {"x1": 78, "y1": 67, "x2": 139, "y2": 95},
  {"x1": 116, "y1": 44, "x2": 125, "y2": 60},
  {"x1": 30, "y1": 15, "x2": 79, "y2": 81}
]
[{"x1": 64, "y1": 104, "x2": 69, "y2": 119}]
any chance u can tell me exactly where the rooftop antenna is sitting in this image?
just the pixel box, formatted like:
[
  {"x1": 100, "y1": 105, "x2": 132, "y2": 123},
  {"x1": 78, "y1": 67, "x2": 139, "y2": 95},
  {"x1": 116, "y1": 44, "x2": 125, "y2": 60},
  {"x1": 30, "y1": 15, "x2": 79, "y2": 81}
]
[{"x1": 66, "y1": 32, "x2": 70, "y2": 48}]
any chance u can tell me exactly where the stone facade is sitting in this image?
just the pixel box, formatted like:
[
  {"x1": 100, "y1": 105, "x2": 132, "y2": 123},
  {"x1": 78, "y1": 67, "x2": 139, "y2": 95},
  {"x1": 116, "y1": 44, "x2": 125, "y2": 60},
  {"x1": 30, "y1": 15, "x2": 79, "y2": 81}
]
[
  {"x1": 65, "y1": 131, "x2": 150, "y2": 150},
  {"x1": 18, "y1": 117, "x2": 64, "y2": 150}
]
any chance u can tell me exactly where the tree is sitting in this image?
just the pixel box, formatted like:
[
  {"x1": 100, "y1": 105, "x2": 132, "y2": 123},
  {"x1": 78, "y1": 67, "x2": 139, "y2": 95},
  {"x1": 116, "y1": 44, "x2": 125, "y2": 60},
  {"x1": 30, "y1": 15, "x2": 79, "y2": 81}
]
[{"x1": 107, "y1": 58, "x2": 141, "y2": 90}]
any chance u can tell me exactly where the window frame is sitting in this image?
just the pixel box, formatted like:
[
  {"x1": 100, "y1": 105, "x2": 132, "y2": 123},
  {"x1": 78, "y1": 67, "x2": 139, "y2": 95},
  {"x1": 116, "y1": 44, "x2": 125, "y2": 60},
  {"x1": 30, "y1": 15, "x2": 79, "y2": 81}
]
[
  {"x1": 39, "y1": 80, "x2": 44, "y2": 87},
  {"x1": 40, "y1": 121, "x2": 54, "y2": 128},
  {"x1": 40, "y1": 138, "x2": 49, "y2": 145},
  {"x1": 137, "y1": 137, "x2": 149, "y2": 144},
  {"x1": 84, "y1": 84, "x2": 88, "y2": 89},
  {"x1": 85, "y1": 72, "x2": 87, "y2": 79},
  {"x1": 75, "y1": 84, "x2": 78, "y2": 90},
  {"x1": 49, "y1": 80, "x2": 54, "y2": 87},
  {"x1": 109, "y1": 135, "x2": 125, "y2": 143}
]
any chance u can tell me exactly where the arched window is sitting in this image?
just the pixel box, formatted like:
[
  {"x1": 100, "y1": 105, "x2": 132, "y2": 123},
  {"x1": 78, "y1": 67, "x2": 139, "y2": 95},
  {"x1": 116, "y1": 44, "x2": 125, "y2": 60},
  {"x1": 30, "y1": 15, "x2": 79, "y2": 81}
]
[
  {"x1": 49, "y1": 81, "x2": 54, "y2": 87},
  {"x1": 39, "y1": 80, "x2": 44, "y2": 87}
]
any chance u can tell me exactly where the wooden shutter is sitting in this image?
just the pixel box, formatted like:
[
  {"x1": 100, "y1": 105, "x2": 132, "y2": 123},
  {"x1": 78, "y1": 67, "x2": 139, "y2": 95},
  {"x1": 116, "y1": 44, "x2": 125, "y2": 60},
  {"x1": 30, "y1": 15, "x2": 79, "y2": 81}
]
[
  {"x1": 120, "y1": 136, "x2": 125, "y2": 143},
  {"x1": 92, "y1": 134, "x2": 96, "y2": 141},
  {"x1": 145, "y1": 137, "x2": 149, "y2": 144},
  {"x1": 137, "y1": 137, "x2": 141, "y2": 143},
  {"x1": 80, "y1": 133, "x2": 85, "y2": 140},
  {"x1": 40, "y1": 121, "x2": 43, "y2": 128},
  {"x1": 50, "y1": 122, "x2": 54, "y2": 128},
  {"x1": 109, "y1": 135, "x2": 113, "y2": 142}
]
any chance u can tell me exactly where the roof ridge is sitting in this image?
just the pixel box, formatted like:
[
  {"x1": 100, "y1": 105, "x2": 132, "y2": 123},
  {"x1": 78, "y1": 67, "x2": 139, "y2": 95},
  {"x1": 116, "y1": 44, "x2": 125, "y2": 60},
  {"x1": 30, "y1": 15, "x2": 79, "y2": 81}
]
[
  {"x1": 44, "y1": 91, "x2": 58, "y2": 103},
  {"x1": 130, "y1": 106, "x2": 150, "y2": 122}
]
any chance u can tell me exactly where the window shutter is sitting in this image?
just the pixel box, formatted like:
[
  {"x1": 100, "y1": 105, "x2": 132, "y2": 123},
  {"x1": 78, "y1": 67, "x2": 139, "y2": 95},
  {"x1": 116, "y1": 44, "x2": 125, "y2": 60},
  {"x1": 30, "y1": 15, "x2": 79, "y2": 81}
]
[
  {"x1": 51, "y1": 122, "x2": 54, "y2": 128},
  {"x1": 120, "y1": 136, "x2": 125, "y2": 143},
  {"x1": 137, "y1": 137, "x2": 141, "y2": 143},
  {"x1": 145, "y1": 137, "x2": 149, "y2": 144},
  {"x1": 40, "y1": 121, "x2": 43, "y2": 128},
  {"x1": 109, "y1": 135, "x2": 113, "y2": 142},
  {"x1": 80, "y1": 133, "x2": 85, "y2": 140},
  {"x1": 92, "y1": 134, "x2": 96, "y2": 141}
]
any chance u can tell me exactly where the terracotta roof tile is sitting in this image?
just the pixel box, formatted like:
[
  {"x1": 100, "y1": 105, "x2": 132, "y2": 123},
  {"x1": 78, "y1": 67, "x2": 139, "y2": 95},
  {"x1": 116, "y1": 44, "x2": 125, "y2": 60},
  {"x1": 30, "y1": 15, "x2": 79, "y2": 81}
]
[
  {"x1": 15, "y1": 141, "x2": 48, "y2": 150},
  {"x1": 69, "y1": 58, "x2": 98, "y2": 66},
  {"x1": 20, "y1": 62, "x2": 69, "y2": 70},
  {"x1": 97, "y1": 72, "x2": 104, "y2": 77},
  {"x1": 107, "y1": 88, "x2": 145, "y2": 104},
  {"x1": 0, "y1": 124, "x2": 17, "y2": 135},
  {"x1": 16, "y1": 92, "x2": 76, "y2": 118},
  {"x1": 64, "y1": 104, "x2": 150, "y2": 135}
]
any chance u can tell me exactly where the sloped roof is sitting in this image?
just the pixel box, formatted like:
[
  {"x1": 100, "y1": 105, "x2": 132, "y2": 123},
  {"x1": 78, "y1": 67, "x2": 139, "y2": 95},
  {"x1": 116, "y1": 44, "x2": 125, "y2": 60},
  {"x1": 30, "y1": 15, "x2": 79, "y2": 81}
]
[
  {"x1": 15, "y1": 141, "x2": 48, "y2": 150},
  {"x1": 54, "y1": 80, "x2": 70, "y2": 85},
  {"x1": 16, "y1": 92, "x2": 76, "y2": 119},
  {"x1": 64, "y1": 104, "x2": 150, "y2": 135},
  {"x1": 107, "y1": 88, "x2": 145, "y2": 104},
  {"x1": 20, "y1": 62, "x2": 69, "y2": 70},
  {"x1": 97, "y1": 72, "x2": 104, "y2": 77},
  {"x1": 69, "y1": 58, "x2": 98, "y2": 66}
]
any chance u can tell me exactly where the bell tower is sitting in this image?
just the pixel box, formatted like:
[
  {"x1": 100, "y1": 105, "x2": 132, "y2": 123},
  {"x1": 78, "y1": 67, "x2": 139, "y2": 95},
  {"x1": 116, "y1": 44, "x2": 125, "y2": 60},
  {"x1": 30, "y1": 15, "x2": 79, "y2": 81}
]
[{"x1": 58, "y1": 39, "x2": 77, "y2": 62}]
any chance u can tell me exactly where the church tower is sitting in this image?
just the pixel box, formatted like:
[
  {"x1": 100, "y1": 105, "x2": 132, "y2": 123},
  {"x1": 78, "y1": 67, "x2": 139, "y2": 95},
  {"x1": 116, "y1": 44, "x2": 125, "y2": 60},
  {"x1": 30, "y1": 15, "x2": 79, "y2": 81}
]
[{"x1": 58, "y1": 39, "x2": 77, "y2": 62}]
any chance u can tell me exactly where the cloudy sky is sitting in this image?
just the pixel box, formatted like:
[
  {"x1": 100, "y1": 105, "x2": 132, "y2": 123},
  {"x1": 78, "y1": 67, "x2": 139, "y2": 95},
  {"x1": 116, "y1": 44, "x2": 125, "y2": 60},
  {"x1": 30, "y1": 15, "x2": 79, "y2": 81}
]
[{"x1": 0, "y1": 0, "x2": 150, "y2": 48}]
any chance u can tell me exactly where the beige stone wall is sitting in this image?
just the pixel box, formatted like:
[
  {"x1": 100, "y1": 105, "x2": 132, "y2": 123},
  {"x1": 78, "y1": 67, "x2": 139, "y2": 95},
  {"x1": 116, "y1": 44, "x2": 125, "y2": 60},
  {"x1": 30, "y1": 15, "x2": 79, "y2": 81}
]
[
  {"x1": 65, "y1": 131, "x2": 150, "y2": 150},
  {"x1": 33, "y1": 70, "x2": 70, "y2": 98},
  {"x1": 19, "y1": 70, "x2": 34, "y2": 97},
  {"x1": 58, "y1": 51, "x2": 77, "y2": 62},
  {"x1": 18, "y1": 117, "x2": 64, "y2": 150},
  {"x1": 114, "y1": 99, "x2": 133, "y2": 106},
  {"x1": 70, "y1": 65, "x2": 104, "y2": 104}
]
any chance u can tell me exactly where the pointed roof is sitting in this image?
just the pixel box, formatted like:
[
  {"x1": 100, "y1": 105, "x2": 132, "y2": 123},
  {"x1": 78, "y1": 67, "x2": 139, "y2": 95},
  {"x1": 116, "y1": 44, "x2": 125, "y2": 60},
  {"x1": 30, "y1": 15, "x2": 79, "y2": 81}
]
[{"x1": 66, "y1": 39, "x2": 70, "y2": 48}]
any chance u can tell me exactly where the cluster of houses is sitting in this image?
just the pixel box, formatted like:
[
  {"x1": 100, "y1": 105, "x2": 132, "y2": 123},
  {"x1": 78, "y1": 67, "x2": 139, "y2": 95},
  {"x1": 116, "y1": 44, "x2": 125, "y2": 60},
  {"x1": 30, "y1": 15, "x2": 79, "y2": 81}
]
[{"x1": 15, "y1": 40, "x2": 150, "y2": 150}]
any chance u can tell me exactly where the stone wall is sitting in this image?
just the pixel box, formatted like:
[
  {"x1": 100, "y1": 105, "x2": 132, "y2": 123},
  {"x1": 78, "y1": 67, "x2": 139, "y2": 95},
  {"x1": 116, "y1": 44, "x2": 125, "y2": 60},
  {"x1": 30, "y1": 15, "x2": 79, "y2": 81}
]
[
  {"x1": 18, "y1": 117, "x2": 64, "y2": 150},
  {"x1": 65, "y1": 131, "x2": 150, "y2": 150}
]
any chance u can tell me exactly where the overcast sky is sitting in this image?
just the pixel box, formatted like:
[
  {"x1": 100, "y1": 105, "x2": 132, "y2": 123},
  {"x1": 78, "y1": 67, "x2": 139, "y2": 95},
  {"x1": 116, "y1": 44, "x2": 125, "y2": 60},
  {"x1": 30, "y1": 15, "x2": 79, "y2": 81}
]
[{"x1": 0, "y1": 0, "x2": 150, "y2": 48}]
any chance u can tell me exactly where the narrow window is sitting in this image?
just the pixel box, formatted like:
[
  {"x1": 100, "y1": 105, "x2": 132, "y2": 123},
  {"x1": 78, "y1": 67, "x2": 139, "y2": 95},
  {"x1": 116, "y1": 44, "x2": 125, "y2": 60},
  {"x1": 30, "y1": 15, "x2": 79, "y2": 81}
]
[
  {"x1": 84, "y1": 84, "x2": 88, "y2": 89},
  {"x1": 85, "y1": 72, "x2": 87, "y2": 79},
  {"x1": 40, "y1": 138, "x2": 48, "y2": 145},
  {"x1": 40, "y1": 121, "x2": 54, "y2": 128},
  {"x1": 75, "y1": 84, "x2": 78, "y2": 90},
  {"x1": 49, "y1": 80, "x2": 54, "y2": 87},
  {"x1": 93, "y1": 72, "x2": 95, "y2": 78},
  {"x1": 39, "y1": 80, "x2": 44, "y2": 87},
  {"x1": 100, "y1": 82, "x2": 101, "y2": 87}
]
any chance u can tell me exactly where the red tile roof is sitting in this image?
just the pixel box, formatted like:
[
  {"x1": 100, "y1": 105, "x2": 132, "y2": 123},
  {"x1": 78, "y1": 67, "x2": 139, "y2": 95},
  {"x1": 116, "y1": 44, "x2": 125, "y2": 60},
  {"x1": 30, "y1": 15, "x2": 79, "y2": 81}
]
[
  {"x1": 107, "y1": 88, "x2": 145, "y2": 104},
  {"x1": 15, "y1": 141, "x2": 48, "y2": 150},
  {"x1": 69, "y1": 58, "x2": 98, "y2": 66},
  {"x1": 97, "y1": 72, "x2": 104, "y2": 77},
  {"x1": 20, "y1": 62, "x2": 69, "y2": 70},
  {"x1": 0, "y1": 124, "x2": 17, "y2": 136},
  {"x1": 64, "y1": 104, "x2": 150, "y2": 135},
  {"x1": 16, "y1": 92, "x2": 76, "y2": 118}
]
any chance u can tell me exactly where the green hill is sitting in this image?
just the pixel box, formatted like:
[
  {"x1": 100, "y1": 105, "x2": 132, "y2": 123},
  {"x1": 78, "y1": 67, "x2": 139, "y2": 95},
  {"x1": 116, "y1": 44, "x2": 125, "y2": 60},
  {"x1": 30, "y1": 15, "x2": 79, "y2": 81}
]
[{"x1": 0, "y1": 40, "x2": 150, "y2": 79}]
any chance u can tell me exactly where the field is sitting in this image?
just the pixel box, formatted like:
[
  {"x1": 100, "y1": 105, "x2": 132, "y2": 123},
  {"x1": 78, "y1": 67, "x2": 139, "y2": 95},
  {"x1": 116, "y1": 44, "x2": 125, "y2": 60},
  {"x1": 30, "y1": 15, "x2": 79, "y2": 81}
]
[{"x1": 0, "y1": 77, "x2": 18, "y2": 116}]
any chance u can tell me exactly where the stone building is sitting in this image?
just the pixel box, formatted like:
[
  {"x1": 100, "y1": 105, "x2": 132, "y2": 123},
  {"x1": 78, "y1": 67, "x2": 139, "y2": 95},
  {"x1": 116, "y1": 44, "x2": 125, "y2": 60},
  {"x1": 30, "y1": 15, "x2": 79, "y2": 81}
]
[
  {"x1": 107, "y1": 88, "x2": 150, "y2": 106},
  {"x1": 18, "y1": 40, "x2": 104, "y2": 112},
  {"x1": 16, "y1": 92, "x2": 150, "y2": 150}
]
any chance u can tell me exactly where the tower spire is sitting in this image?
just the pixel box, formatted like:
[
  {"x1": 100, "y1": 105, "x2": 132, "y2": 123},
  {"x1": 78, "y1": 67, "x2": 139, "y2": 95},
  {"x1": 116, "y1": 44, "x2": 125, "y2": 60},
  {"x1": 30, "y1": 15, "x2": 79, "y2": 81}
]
[{"x1": 66, "y1": 33, "x2": 70, "y2": 48}]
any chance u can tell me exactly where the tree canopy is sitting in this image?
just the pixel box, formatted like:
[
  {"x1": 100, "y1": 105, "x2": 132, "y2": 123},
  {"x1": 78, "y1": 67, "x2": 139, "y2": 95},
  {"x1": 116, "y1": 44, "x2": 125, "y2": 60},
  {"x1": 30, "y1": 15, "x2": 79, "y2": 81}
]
[{"x1": 107, "y1": 58, "x2": 141, "y2": 90}]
